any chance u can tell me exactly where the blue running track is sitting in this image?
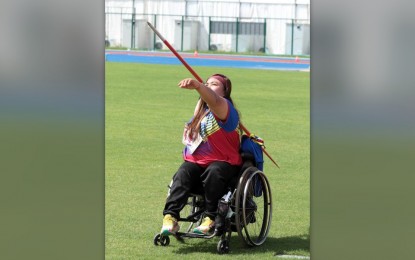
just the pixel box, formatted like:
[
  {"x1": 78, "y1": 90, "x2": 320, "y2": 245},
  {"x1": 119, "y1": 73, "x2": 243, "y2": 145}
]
[{"x1": 105, "y1": 50, "x2": 310, "y2": 71}]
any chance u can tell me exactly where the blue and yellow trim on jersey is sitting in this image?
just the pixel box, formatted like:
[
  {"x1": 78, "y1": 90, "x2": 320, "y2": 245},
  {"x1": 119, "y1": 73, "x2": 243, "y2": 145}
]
[{"x1": 200, "y1": 112, "x2": 220, "y2": 141}]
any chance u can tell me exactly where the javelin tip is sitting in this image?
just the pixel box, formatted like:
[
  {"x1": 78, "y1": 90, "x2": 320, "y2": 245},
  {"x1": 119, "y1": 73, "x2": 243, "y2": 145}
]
[{"x1": 147, "y1": 22, "x2": 165, "y2": 41}]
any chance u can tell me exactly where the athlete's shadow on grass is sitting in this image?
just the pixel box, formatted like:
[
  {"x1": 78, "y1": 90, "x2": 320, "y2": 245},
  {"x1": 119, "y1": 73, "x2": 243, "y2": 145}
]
[{"x1": 172, "y1": 234, "x2": 310, "y2": 256}]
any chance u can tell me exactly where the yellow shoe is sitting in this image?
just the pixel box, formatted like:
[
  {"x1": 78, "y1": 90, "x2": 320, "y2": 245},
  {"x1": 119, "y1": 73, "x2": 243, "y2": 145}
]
[
  {"x1": 160, "y1": 214, "x2": 179, "y2": 236},
  {"x1": 193, "y1": 216, "x2": 215, "y2": 234}
]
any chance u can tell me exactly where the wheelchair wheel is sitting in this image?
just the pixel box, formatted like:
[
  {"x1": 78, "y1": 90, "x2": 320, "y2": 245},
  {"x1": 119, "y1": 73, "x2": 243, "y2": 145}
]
[
  {"x1": 154, "y1": 234, "x2": 170, "y2": 246},
  {"x1": 235, "y1": 167, "x2": 272, "y2": 246},
  {"x1": 217, "y1": 239, "x2": 230, "y2": 254}
]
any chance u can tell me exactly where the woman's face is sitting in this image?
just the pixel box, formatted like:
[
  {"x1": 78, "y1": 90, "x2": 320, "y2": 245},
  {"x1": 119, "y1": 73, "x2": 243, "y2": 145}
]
[{"x1": 205, "y1": 77, "x2": 225, "y2": 97}]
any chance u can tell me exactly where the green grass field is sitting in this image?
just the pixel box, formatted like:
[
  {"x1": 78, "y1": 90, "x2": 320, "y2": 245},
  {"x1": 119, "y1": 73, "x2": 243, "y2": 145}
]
[{"x1": 106, "y1": 62, "x2": 310, "y2": 259}]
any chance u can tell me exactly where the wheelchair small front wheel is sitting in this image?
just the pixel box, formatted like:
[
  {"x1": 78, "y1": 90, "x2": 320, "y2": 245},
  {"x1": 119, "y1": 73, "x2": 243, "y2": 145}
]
[
  {"x1": 153, "y1": 234, "x2": 170, "y2": 246},
  {"x1": 217, "y1": 240, "x2": 230, "y2": 254}
]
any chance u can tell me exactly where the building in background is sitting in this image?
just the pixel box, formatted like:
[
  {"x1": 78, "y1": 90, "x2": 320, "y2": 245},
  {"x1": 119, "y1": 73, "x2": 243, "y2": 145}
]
[{"x1": 105, "y1": 0, "x2": 310, "y2": 55}]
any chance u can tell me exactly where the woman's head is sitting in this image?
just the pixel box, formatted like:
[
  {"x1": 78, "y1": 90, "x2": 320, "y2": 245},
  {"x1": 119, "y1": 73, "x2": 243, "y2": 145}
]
[{"x1": 207, "y1": 74, "x2": 232, "y2": 99}]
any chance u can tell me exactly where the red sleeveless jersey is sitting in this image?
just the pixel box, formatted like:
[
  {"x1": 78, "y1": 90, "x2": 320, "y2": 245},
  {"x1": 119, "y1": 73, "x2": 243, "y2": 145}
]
[{"x1": 183, "y1": 100, "x2": 242, "y2": 167}]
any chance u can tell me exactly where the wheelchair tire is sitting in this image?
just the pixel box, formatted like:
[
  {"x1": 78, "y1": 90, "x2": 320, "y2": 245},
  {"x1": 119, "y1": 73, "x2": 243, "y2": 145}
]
[
  {"x1": 217, "y1": 240, "x2": 230, "y2": 254},
  {"x1": 153, "y1": 234, "x2": 170, "y2": 246},
  {"x1": 235, "y1": 166, "x2": 272, "y2": 246}
]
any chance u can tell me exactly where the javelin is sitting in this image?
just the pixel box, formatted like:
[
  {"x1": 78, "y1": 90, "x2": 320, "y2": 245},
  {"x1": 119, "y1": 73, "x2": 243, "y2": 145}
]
[
  {"x1": 147, "y1": 22, "x2": 203, "y2": 83},
  {"x1": 147, "y1": 22, "x2": 279, "y2": 168}
]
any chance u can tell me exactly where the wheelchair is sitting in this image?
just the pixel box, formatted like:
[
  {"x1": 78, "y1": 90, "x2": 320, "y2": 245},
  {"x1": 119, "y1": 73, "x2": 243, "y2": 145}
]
[{"x1": 153, "y1": 153, "x2": 272, "y2": 254}]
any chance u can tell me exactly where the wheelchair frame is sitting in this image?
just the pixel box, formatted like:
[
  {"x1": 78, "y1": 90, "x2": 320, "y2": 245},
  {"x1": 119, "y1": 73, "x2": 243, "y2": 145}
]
[{"x1": 154, "y1": 155, "x2": 272, "y2": 254}]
